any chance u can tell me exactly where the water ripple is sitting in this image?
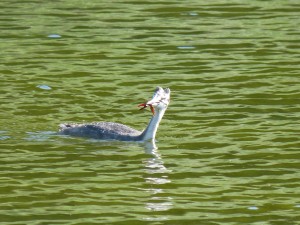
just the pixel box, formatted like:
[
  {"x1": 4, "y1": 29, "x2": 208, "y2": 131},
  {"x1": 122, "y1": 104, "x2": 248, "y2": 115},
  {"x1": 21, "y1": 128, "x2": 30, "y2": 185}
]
[{"x1": 1, "y1": 0, "x2": 300, "y2": 224}]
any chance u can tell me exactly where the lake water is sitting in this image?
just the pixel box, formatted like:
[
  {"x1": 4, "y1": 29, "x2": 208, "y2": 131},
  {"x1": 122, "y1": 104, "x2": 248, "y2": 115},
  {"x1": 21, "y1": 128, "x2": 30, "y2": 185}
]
[{"x1": 1, "y1": 0, "x2": 300, "y2": 224}]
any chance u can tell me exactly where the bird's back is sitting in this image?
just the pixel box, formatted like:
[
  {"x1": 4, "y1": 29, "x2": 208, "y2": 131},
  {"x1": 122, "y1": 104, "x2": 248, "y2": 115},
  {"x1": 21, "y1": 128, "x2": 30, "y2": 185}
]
[{"x1": 59, "y1": 122, "x2": 142, "y2": 141}]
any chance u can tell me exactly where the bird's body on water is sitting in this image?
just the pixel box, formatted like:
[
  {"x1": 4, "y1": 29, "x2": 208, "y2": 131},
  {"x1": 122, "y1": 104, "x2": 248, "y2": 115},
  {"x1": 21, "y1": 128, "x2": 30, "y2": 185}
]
[{"x1": 59, "y1": 87, "x2": 171, "y2": 142}]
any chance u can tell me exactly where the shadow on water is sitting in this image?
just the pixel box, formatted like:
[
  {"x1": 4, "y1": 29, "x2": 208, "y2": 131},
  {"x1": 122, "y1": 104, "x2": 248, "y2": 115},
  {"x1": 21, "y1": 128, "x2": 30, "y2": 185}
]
[
  {"x1": 25, "y1": 129, "x2": 169, "y2": 160},
  {"x1": 25, "y1": 130, "x2": 163, "y2": 154},
  {"x1": 140, "y1": 146, "x2": 173, "y2": 222}
]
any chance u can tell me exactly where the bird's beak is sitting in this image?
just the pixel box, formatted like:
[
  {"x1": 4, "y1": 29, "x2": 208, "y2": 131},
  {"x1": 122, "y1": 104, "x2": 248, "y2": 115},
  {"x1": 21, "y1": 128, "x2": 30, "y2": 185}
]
[
  {"x1": 138, "y1": 102, "x2": 155, "y2": 115},
  {"x1": 138, "y1": 91, "x2": 161, "y2": 115}
]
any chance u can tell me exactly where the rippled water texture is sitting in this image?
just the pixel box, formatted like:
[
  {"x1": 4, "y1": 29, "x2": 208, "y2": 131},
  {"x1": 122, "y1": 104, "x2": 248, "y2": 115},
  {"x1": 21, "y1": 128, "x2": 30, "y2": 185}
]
[{"x1": 1, "y1": 0, "x2": 300, "y2": 224}]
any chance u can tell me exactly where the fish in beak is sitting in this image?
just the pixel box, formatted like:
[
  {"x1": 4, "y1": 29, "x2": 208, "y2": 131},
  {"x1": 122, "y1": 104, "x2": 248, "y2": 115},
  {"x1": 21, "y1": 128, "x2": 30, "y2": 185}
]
[{"x1": 138, "y1": 102, "x2": 155, "y2": 115}]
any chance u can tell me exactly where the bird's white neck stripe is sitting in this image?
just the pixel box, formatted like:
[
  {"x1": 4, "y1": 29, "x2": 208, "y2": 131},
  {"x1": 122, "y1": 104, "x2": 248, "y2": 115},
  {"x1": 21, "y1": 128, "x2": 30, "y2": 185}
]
[{"x1": 141, "y1": 108, "x2": 166, "y2": 141}]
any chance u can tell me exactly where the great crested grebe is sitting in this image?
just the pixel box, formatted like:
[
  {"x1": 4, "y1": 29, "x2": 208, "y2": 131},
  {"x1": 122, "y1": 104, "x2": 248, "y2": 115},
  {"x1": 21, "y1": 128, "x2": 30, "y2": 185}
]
[{"x1": 59, "y1": 87, "x2": 170, "y2": 141}]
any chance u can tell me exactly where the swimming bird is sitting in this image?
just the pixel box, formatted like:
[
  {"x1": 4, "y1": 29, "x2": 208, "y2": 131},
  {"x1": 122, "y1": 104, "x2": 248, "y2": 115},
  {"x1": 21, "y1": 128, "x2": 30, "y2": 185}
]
[{"x1": 59, "y1": 87, "x2": 170, "y2": 141}]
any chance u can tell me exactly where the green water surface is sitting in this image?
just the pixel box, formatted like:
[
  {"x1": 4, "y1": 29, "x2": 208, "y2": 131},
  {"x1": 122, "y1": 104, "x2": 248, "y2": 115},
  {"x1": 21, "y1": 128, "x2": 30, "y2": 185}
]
[{"x1": 0, "y1": 0, "x2": 300, "y2": 224}]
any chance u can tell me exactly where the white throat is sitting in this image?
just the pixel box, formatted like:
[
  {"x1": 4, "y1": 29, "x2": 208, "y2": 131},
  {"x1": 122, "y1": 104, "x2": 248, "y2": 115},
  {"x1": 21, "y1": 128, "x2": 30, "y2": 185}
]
[{"x1": 141, "y1": 108, "x2": 166, "y2": 141}]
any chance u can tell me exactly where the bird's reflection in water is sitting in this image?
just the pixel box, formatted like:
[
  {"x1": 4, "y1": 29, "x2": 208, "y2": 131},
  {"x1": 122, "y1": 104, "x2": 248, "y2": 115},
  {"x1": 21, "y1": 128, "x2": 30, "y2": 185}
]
[{"x1": 141, "y1": 142, "x2": 173, "y2": 221}]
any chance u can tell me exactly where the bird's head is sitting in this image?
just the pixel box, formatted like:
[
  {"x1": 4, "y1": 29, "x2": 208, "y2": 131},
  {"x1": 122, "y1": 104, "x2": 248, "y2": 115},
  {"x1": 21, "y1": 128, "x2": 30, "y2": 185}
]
[{"x1": 138, "y1": 87, "x2": 171, "y2": 115}]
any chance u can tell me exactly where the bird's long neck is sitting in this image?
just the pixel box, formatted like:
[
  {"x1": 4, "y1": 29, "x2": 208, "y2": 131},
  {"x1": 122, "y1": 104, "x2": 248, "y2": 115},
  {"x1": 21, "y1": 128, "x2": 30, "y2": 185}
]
[{"x1": 140, "y1": 108, "x2": 166, "y2": 141}]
